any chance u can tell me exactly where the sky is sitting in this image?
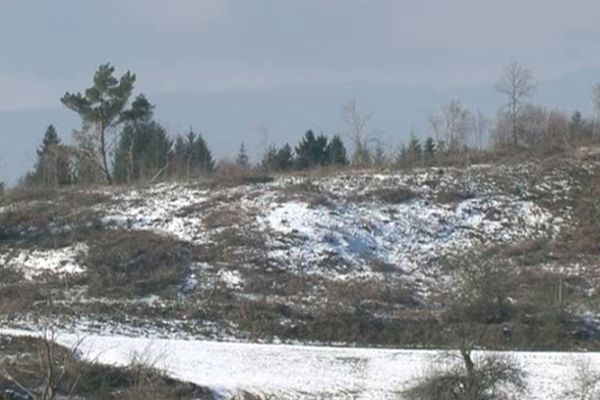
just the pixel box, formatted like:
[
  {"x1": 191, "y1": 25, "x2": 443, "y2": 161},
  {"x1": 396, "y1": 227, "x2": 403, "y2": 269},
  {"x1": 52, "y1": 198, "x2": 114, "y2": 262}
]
[{"x1": 1, "y1": 0, "x2": 600, "y2": 184}]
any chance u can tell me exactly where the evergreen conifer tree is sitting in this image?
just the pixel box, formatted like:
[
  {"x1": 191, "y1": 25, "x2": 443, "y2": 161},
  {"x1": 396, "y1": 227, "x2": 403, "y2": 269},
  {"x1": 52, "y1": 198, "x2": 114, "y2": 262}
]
[
  {"x1": 408, "y1": 134, "x2": 423, "y2": 166},
  {"x1": 326, "y1": 135, "x2": 349, "y2": 166},
  {"x1": 295, "y1": 130, "x2": 328, "y2": 169},
  {"x1": 236, "y1": 142, "x2": 250, "y2": 167},
  {"x1": 276, "y1": 143, "x2": 294, "y2": 171},
  {"x1": 114, "y1": 94, "x2": 172, "y2": 183},
  {"x1": 194, "y1": 134, "x2": 215, "y2": 173},
  {"x1": 28, "y1": 125, "x2": 72, "y2": 186},
  {"x1": 424, "y1": 137, "x2": 436, "y2": 163},
  {"x1": 61, "y1": 63, "x2": 136, "y2": 184}
]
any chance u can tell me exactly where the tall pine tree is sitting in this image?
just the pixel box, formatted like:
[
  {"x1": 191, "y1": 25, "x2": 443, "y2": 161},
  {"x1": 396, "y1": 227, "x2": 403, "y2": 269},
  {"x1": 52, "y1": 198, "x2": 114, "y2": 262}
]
[
  {"x1": 170, "y1": 130, "x2": 215, "y2": 176},
  {"x1": 194, "y1": 134, "x2": 215, "y2": 173},
  {"x1": 113, "y1": 94, "x2": 172, "y2": 183},
  {"x1": 27, "y1": 125, "x2": 72, "y2": 186},
  {"x1": 424, "y1": 137, "x2": 436, "y2": 164},
  {"x1": 326, "y1": 135, "x2": 349, "y2": 166},
  {"x1": 61, "y1": 63, "x2": 136, "y2": 184},
  {"x1": 295, "y1": 130, "x2": 328, "y2": 169},
  {"x1": 236, "y1": 142, "x2": 250, "y2": 167},
  {"x1": 262, "y1": 143, "x2": 294, "y2": 172},
  {"x1": 408, "y1": 134, "x2": 422, "y2": 166}
]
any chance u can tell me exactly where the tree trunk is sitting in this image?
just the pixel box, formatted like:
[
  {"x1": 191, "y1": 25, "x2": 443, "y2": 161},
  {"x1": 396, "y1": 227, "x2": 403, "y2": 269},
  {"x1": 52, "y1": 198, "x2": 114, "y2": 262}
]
[
  {"x1": 460, "y1": 347, "x2": 475, "y2": 377},
  {"x1": 100, "y1": 124, "x2": 113, "y2": 184}
]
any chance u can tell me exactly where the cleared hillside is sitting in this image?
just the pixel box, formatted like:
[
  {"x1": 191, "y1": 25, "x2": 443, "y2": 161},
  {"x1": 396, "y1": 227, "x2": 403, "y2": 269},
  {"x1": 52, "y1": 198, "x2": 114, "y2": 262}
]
[{"x1": 1, "y1": 147, "x2": 600, "y2": 350}]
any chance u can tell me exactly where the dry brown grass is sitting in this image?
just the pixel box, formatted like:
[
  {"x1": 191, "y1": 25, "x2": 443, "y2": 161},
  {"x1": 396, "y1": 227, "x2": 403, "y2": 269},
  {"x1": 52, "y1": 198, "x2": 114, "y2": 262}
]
[
  {"x1": 0, "y1": 282, "x2": 46, "y2": 315},
  {"x1": 0, "y1": 334, "x2": 211, "y2": 400},
  {"x1": 0, "y1": 188, "x2": 109, "y2": 248},
  {"x1": 84, "y1": 230, "x2": 196, "y2": 298}
]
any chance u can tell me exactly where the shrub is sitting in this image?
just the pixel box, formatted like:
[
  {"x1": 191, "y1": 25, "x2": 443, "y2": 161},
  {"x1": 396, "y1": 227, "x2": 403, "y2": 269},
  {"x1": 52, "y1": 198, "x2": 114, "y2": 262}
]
[
  {"x1": 406, "y1": 350, "x2": 527, "y2": 400},
  {"x1": 84, "y1": 230, "x2": 195, "y2": 298},
  {"x1": 445, "y1": 249, "x2": 516, "y2": 324},
  {"x1": 563, "y1": 360, "x2": 600, "y2": 400}
]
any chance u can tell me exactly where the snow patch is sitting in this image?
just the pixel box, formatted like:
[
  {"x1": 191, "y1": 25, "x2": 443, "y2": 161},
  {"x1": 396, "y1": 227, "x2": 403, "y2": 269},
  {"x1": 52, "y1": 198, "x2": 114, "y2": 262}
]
[{"x1": 0, "y1": 244, "x2": 87, "y2": 279}]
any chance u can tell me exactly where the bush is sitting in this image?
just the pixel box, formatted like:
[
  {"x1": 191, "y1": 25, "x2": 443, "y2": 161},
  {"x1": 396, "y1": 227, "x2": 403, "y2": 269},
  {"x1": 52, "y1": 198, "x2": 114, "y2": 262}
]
[
  {"x1": 563, "y1": 360, "x2": 600, "y2": 400},
  {"x1": 0, "y1": 333, "x2": 211, "y2": 400},
  {"x1": 84, "y1": 230, "x2": 195, "y2": 298},
  {"x1": 445, "y1": 249, "x2": 516, "y2": 324},
  {"x1": 406, "y1": 350, "x2": 527, "y2": 400}
]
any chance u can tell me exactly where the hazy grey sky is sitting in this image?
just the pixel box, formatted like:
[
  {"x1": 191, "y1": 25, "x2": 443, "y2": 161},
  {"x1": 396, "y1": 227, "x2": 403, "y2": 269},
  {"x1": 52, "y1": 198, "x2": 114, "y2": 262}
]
[{"x1": 2, "y1": 0, "x2": 600, "y2": 183}]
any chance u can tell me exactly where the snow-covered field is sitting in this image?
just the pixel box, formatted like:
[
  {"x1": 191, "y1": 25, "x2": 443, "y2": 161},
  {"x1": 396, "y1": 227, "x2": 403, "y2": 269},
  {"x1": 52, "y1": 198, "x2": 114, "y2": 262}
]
[{"x1": 0, "y1": 328, "x2": 594, "y2": 400}]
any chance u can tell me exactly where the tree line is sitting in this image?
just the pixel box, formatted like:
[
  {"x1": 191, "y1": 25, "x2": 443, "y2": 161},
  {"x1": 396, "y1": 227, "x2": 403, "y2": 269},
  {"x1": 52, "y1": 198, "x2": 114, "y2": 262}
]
[
  {"x1": 18, "y1": 60, "x2": 600, "y2": 188},
  {"x1": 23, "y1": 63, "x2": 352, "y2": 187}
]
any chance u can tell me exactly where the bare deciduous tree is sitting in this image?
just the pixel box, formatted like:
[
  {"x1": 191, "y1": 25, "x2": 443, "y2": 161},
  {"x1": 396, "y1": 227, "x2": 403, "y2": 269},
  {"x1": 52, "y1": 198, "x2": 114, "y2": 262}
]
[
  {"x1": 405, "y1": 349, "x2": 527, "y2": 400},
  {"x1": 473, "y1": 110, "x2": 490, "y2": 150},
  {"x1": 0, "y1": 327, "x2": 85, "y2": 400},
  {"x1": 518, "y1": 103, "x2": 548, "y2": 150},
  {"x1": 429, "y1": 100, "x2": 473, "y2": 152},
  {"x1": 563, "y1": 360, "x2": 600, "y2": 400},
  {"x1": 496, "y1": 61, "x2": 536, "y2": 147},
  {"x1": 341, "y1": 99, "x2": 376, "y2": 166}
]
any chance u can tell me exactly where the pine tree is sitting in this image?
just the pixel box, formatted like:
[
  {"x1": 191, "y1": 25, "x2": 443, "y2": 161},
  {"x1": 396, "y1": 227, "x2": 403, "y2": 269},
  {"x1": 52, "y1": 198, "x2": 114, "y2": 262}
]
[
  {"x1": 184, "y1": 130, "x2": 196, "y2": 175},
  {"x1": 169, "y1": 135, "x2": 186, "y2": 176},
  {"x1": 194, "y1": 134, "x2": 215, "y2": 173},
  {"x1": 424, "y1": 136, "x2": 436, "y2": 163},
  {"x1": 169, "y1": 131, "x2": 214, "y2": 176},
  {"x1": 408, "y1": 134, "x2": 422, "y2": 166},
  {"x1": 295, "y1": 130, "x2": 328, "y2": 169},
  {"x1": 326, "y1": 135, "x2": 349, "y2": 166},
  {"x1": 395, "y1": 143, "x2": 409, "y2": 168},
  {"x1": 113, "y1": 94, "x2": 172, "y2": 183},
  {"x1": 236, "y1": 142, "x2": 250, "y2": 167},
  {"x1": 61, "y1": 63, "x2": 136, "y2": 184},
  {"x1": 28, "y1": 125, "x2": 72, "y2": 186},
  {"x1": 276, "y1": 143, "x2": 294, "y2": 171},
  {"x1": 262, "y1": 143, "x2": 294, "y2": 172},
  {"x1": 261, "y1": 146, "x2": 279, "y2": 171},
  {"x1": 114, "y1": 123, "x2": 171, "y2": 183},
  {"x1": 37, "y1": 125, "x2": 60, "y2": 156}
]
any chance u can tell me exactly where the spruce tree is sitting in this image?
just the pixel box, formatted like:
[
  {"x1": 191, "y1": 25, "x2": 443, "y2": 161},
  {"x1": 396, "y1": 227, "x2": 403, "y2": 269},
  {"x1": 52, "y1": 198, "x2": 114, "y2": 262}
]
[
  {"x1": 38, "y1": 125, "x2": 60, "y2": 155},
  {"x1": 326, "y1": 135, "x2": 349, "y2": 166},
  {"x1": 261, "y1": 146, "x2": 279, "y2": 171},
  {"x1": 184, "y1": 130, "x2": 196, "y2": 175},
  {"x1": 61, "y1": 63, "x2": 136, "y2": 184},
  {"x1": 395, "y1": 143, "x2": 409, "y2": 168},
  {"x1": 262, "y1": 143, "x2": 294, "y2": 172},
  {"x1": 408, "y1": 135, "x2": 422, "y2": 166},
  {"x1": 170, "y1": 134, "x2": 189, "y2": 177},
  {"x1": 236, "y1": 142, "x2": 250, "y2": 167},
  {"x1": 113, "y1": 94, "x2": 172, "y2": 183},
  {"x1": 28, "y1": 125, "x2": 72, "y2": 186},
  {"x1": 194, "y1": 134, "x2": 215, "y2": 173},
  {"x1": 295, "y1": 130, "x2": 328, "y2": 169},
  {"x1": 424, "y1": 137, "x2": 436, "y2": 163},
  {"x1": 276, "y1": 143, "x2": 294, "y2": 171},
  {"x1": 169, "y1": 131, "x2": 215, "y2": 176}
]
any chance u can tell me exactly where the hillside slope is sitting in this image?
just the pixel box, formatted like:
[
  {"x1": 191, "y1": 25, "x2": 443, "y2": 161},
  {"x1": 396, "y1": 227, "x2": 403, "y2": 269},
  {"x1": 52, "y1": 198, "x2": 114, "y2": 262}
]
[{"x1": 1, "y1": 148, "x2": 600, "y2": 349}]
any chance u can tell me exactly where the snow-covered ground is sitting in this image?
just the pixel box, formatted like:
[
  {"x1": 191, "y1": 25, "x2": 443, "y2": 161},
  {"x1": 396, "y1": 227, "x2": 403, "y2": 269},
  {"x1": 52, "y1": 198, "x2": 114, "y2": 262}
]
[
  {"x1": 0, "y1": 243, "x2": 87, "y2": 279},
  {"x1": 94, "y1": 167, "x2": 570, "y2": 297},
  {"x1": 0, "y1": 328, "x2": 594, "y2": 400}
]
